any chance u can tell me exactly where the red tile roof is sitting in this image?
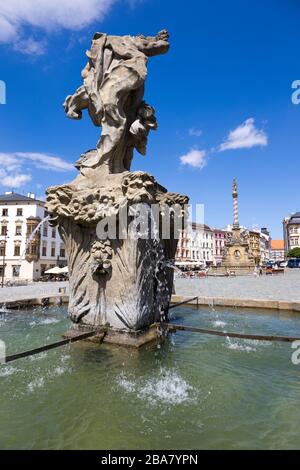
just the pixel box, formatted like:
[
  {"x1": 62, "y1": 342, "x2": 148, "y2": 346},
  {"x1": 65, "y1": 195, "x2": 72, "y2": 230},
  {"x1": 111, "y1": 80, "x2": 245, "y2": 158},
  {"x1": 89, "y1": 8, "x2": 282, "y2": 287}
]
[{"x1": 271, "y1": 240, "x2": 284, "y2": 250}]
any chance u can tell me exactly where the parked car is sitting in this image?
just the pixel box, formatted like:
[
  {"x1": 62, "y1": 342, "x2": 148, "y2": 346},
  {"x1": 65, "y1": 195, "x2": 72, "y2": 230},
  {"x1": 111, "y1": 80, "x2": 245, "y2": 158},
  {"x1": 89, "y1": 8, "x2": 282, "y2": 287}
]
[
  {"x1": 278, "y1": 260, "x2": 288, "y2": 268},
  {"x1": 287, "y1": 258, "x2": 300, "y2": 268}
]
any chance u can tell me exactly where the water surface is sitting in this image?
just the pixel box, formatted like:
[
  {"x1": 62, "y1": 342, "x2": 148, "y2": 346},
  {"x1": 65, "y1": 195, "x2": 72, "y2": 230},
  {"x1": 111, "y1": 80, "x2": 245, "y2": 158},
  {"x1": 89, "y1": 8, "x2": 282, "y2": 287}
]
[{"x1": 0, "y1": 304, "x2": 300, "y2": 449}]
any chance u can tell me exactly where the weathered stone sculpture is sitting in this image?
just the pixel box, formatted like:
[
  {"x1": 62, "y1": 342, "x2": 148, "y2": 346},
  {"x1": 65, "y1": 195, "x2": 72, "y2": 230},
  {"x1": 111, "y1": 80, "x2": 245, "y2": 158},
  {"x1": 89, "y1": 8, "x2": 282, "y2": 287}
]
[{"x1": 46, "y1": 31, "x2": 188, "y2": 340}]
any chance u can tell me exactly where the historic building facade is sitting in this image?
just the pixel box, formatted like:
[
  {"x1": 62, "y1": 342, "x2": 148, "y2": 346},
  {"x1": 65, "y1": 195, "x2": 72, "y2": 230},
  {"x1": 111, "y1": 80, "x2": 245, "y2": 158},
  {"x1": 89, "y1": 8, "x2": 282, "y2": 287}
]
[
  {"x1": 260, "y1": 227, "x2": 271, "y2": 263},
  {"x1": 270, "y1": 240, "x2": 285, "y2": 262},
  {"x1": 0, "y1": 192, "x2": 67, "y2": 282},
  {"x1": 249, "y1": 230, "x2": 261, "y2": 265},
  {"x1": 283, "y1": 212, "x2": 300, "y2": 254},
  {"x1": 175, "y1": 223, "x2": 214, "y2": 266},
  {"x1": 213, "y1": 229, "x2": 227, "y2": 266}
]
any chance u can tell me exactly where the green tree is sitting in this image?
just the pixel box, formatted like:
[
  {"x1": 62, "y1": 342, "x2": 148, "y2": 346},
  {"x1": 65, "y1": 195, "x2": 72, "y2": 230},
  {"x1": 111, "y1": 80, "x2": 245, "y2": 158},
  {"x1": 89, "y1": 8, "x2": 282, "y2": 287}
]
[{"x1": 287, "y1": 247, "x2": 300, "y2": 258}]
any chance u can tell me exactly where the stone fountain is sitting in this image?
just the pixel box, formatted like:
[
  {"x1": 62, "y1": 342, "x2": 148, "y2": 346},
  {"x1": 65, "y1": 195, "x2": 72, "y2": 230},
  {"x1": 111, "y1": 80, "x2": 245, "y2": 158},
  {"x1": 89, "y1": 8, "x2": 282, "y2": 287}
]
[{"x1": 46, "y1": 30, "x2": 188, "y2": 345}]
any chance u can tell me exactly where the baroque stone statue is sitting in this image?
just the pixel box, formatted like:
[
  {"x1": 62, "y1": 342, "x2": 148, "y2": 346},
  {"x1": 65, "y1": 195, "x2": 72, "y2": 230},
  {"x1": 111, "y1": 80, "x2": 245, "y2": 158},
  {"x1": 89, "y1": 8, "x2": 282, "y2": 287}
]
[
  {"x1": 46, "y1": 31, "x2": 188, "y2": 339},
  {"x1": 64, "y1": 30, "x2": 169, "y2": 176}
]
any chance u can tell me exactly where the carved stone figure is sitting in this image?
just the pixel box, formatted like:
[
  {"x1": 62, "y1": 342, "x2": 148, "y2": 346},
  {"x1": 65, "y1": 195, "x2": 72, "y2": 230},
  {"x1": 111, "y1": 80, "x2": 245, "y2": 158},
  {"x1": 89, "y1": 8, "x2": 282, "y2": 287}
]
[
  {"x1": 63, "y1": 30, "x2": 169, "y2": 176},
  {"x1": 46, "y1": 31, "x2": 188, "y2": 339}
]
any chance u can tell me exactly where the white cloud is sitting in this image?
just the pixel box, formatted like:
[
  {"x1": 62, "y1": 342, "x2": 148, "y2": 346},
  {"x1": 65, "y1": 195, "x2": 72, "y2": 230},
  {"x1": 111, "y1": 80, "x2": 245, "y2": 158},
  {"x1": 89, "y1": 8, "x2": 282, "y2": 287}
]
[
  {"x1": 14, "y1": 152, "x2": 74, "y2": 171},
  {"x1": 0, "y1": 152, "x2": 74, "y2": 189},
  {"x1": 13, "y1": 37, "x2": 47, "y2": 56},
  {"x1": 0, "y1": 0, "x2": 118, "y2": 55},
  {"x1": 219, "y1": 118, "x2": 268, "y2": 151},
  {"x1": 180, "y1": 149, "x2": 207, "y2": 169},
  {"x1": 0, "y1": 16, "x2": 16, "y2": 42},
  {"x1": 189, "y1": 128, "x2": 202, "y2": 137},
  {"x1": 0, "y1": 153, "x2": 21, "y2": 172},
  {"x1": 2, "y1": 174, "x2": 32, "y2": 188}
]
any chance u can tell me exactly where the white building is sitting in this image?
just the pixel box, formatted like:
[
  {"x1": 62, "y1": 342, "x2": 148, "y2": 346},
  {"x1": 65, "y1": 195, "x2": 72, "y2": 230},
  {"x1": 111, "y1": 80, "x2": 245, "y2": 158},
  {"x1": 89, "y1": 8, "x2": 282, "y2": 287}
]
[
  {"x1": 283, "y1": 212, "x2": 300, "y2": 254},
  {"x1": 260, "y1": 227, "x2": 271, "y2": 264},
  {"x1": 270, "y1": 240, "x2": 285, "y2": 262},
  {"x1": 175, "y1": 223, "x2": 214, "y2": 266},
  {"x1": 0, "y1": 192, "x2": 67, "y2": 282}
]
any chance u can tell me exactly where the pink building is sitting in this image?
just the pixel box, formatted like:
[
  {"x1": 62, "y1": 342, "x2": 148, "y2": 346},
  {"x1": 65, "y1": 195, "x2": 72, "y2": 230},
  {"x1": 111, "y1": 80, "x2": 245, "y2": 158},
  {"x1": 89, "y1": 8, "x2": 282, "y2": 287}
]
[{"x1": 213, "y1": 229, "x2": 227, "y2": 266}]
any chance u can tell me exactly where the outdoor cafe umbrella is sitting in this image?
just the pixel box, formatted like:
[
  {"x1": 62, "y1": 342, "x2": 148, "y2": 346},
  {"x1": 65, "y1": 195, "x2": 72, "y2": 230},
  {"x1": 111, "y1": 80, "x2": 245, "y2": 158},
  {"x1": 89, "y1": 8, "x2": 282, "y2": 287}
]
[{"x1": 44, "y1": 266, "x2": 63, "y2": 275}]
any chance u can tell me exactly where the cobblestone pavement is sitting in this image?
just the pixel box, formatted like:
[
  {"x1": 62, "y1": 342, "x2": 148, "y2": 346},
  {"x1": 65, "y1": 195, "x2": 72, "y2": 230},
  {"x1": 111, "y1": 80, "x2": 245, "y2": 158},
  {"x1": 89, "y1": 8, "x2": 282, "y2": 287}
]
[
  {"x1": 0, "y1": 282, "x2": 69, "y2": 303},
  {"x1": 0, "y1": 270, "x2": 299, "y2": 304},
  {"x1": 175, "y1": 269, "x2": 300, "y2": 302}
]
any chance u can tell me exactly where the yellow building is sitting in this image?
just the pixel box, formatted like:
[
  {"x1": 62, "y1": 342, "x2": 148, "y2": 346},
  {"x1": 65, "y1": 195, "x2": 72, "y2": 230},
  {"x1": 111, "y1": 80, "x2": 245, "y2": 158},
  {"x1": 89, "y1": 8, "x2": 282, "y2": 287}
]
[{"x1": 249, "y1": 230, "x2": 261, "y2": 264}]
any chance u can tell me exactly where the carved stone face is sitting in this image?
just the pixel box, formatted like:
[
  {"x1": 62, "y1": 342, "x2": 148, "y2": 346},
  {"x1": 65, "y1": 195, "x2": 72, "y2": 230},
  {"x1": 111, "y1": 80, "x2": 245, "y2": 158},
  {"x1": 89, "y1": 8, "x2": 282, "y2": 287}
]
[
  {"x1": 94, "y1": 192, "x2": 116, "y2": 219},
  {"x1": 90, "y1": 240, "x2": 113, "y2": 275},
  {"x1": 122, "y1": 172, "x2": 156, "y2": 204}
]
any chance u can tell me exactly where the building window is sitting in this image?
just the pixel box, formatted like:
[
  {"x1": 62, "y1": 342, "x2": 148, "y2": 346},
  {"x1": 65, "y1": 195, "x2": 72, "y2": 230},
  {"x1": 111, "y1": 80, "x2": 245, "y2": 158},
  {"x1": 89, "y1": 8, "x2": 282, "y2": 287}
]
[
  {"x1": 60, "y1": 247, "x2": 66, "y2": 258},
  {"x1": 42, "y1": 245, "x2": 47, "y2": 257},
  {"x1": 14, "y1": 245, "x2": 20, "y2": 257},
  {"x1": 291, "y1": 237, "x2": 299, "y2": 246},
  {"x1": 51, "y1": 246, "x2": 55, "y2": 257},
  {"x1": 52, "y1": 228, "x2": 56, "y2": 238},
  {"x1": 16, "y1": 208, "x2": 23, "y2": 216},
  {"x1": 32, "y1": 245, "x2": 38, "y2": 256},
  {"x1": 0, "y1": 245, "x2": 6, "y2": 257},
  {"x1": 43, "y1": 223, "x2": 48, "y2": 237},
  {"x1": 0, "y1": 266, "x2": 5, "y2": 278},
  {"x1": 41, "y1": 264, "x2": 47, "y2": 275},
  {"x1": 2, "y1": 209, "x2": 8, "y2": 216},
  {"x1": 12, "y1": 265, "x2": 20, "y2": 277},
  {"x1": 1, "y1": 226, "x2": 7, "y2": 236},
  {"x1": 15, "y1": 226, "x2": 22, "y2": 236},
  {"x1": 27, "y1": 224, "x2": 38, "y2": 235}
]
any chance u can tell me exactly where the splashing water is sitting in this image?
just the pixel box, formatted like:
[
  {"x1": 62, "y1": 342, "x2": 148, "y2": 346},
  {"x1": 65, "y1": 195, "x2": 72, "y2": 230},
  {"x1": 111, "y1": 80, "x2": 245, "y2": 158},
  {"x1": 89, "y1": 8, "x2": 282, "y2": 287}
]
[
  {"x1": 225, "y1": 337, "x2": 256, "y2": 353},
  {"x1": 19, "y1": 215, "x2": 50, "y2": 264},
  {"x1": 0, "y1": 304, "x2": 10, "y2": 314},
  {"x1": 160, "y1": 259, "x2": 182, "y2": 274},
  {"x1": 213, "y1": 320, "x2": 227, "y2": 328},
  {"x1": 29, "y1": 352, "x2": 48, "y2": 361},
  {"x1": 116, "y1": 368, "x2": 195, "y2": 406},
  {"x1": 0, "y1": 366, "x2": 18, "y2": 377},
  {"x1": 29, "y1": 318, "x2": 60, "y2": 327},
  {"x1": 27, "y1": 377, "x2": 45, "y2": 393}
]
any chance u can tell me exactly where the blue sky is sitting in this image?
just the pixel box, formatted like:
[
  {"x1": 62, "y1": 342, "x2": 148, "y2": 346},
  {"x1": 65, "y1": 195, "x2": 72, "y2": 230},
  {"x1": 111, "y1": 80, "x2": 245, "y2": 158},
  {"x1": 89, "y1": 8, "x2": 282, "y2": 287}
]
[{"x1": 0, "y1": 0, "x2": 299, "y2": 238}]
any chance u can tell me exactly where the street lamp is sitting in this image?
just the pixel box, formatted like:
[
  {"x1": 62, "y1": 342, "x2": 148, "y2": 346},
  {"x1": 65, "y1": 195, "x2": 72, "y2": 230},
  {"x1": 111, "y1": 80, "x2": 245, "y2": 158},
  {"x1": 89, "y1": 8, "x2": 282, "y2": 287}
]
[{"x1": 0, "y1": 230, "x2": 9, "y2": 288}]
